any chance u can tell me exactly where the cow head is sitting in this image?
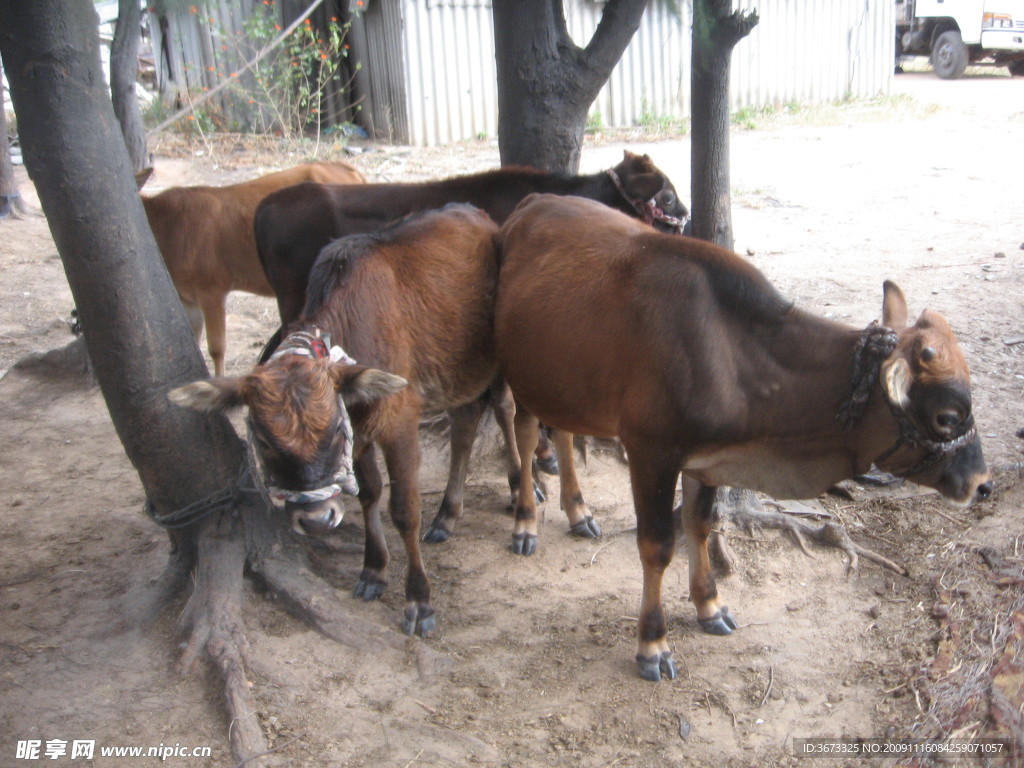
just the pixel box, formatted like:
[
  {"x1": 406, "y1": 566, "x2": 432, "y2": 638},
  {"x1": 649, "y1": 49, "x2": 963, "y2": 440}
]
[
  {"x1": 609, "y1": 150, "x2": 688, "y2": 233},
  {"x1": 876, "y1": 281, "x2": 991, "y2": 505},
  {"x1": 168, "y1": 353, "x2": 406, "y2": 535}
]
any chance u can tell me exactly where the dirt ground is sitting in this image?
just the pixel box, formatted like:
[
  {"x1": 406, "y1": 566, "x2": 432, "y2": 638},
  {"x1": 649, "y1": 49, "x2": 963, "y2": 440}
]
[{"x1": 1, "y1": 70, "x2": 1022, "y2": 767}]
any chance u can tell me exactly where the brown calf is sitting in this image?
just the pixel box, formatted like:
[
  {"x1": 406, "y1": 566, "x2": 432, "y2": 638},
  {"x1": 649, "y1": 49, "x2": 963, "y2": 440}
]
[
  {"x1": 169, "y1": 204, "x2": 502, "y2": 636},
  {"x1": 141, "y1": 161, "x2": 365, "y2": 375},
  {"x1": 495, "y1": 194, "x2": 991, "y2": 681}
]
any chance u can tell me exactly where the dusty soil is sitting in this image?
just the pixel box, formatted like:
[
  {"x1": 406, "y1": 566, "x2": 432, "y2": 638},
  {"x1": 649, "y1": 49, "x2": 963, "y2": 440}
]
[{"x1": 1, "y1": 71, "x2": 1022, "y2": 767}]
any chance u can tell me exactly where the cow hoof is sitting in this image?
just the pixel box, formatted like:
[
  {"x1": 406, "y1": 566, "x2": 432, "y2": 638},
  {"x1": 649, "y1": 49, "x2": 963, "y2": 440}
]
[
  {"x1": 536, "y1": 454, "x2": 560, "y2": 476},
  {"x1": 511, "y1": 532, "x2": 538, "y2": 556},
  {"x1": 698, "y1": 606, "x2": 737, "y2": 635},
  {"x1": 402, "y1": 605, "x2": 436, "y2": 638},
  {"x1": 636, "y1": 651, "x2": 677, "y2": 682},
  {"x1": 354, "y1": 572, "x2": 387, "y2": 601},
  {"x1": 422, "y1": 521, "x2": 452, "y2": 544},
  {"x1": 569, "y1": 516, "x2": 602, "y2": 539}
]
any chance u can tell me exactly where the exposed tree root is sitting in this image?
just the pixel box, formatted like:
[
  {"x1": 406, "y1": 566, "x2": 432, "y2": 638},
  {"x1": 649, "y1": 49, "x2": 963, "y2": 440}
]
[
  {"x1": 139, "y1": 470, "x2": 454, "y2": 765},
  {"x1": 711, "y1": 487, "x2": 908, "y2": 577},
  {"x1": 176, "y1": 506, "x2": 272, "y2": 765}
]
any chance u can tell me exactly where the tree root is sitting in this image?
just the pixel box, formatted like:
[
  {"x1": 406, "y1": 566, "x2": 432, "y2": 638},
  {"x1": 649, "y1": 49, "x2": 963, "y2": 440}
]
[
  {"x1": 151, "y1": 480, "x2": 455, "y2": 765},
  {"x1": 712, "y1": 487, "x2": 908, "y2": 577},
  {"x1": 176, "y1": 508, "x2": 272, "y2": 765}
]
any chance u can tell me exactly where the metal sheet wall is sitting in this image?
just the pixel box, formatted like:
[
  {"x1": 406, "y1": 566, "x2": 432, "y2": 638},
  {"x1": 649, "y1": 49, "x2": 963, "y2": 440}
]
[{"x1": 396, "y1": 0, "x2": 893, "y2": 146}]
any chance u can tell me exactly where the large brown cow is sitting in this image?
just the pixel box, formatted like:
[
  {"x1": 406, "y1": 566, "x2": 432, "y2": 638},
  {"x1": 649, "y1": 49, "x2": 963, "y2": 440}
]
[
  {"x1": 141, "y1": 161, "x2": 365, "y2": 376},
  {"x1": 495, "y1": 194, "x2": 992, "y2": 682},
  {"x1": 169, "y1": 204, "x2": 505, "y2": 636}
]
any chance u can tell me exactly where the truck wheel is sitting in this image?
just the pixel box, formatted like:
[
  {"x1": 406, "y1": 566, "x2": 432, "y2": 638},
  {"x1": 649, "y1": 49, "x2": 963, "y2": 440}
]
[
  {"x1": 1009, "y1": 60, "x2": 1024, "y2": 76},
  {"x1": 931, "y1": 30, "x2": 968, "y2": 79}
]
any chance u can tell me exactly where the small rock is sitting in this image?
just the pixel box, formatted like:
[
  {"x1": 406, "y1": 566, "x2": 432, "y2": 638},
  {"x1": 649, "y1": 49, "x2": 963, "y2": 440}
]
[
  {"x1": 994, "y1": 252, "x2": 1006, "y2": 258},
  {"x1": 868, "y1": 604, "x2": 881, "y2": 619}
]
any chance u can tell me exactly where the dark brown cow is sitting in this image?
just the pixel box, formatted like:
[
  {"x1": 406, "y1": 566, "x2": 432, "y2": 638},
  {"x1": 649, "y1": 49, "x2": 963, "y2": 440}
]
[
  {"x1": 141, "y1": 161, "x2": 365, "y2": 375},
  {"x1": 169, "y1": 204, "x2": 505, "y2": 636},
  {"x1": 254, "y1": 151, "x2": 686, "y2": 353},
  {"x1": 495, "y1": 194, "x2": 992, "y2": 681}
]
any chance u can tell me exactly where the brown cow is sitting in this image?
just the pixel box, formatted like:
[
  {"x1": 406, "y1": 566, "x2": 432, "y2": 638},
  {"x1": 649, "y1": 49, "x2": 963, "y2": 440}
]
[
  {"x1": 141, "y1": 161, "x2": 365, "y2": 376},
  {"x1": 169, "y1": 204, "x2": 503, "y2": 636},
  {"x1": 495, "y1": 194, "x2": 991, "y2": 681}
]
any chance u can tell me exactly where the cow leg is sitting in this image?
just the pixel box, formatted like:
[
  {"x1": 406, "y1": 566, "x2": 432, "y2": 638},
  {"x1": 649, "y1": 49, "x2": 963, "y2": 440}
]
[
  {"x1": 549, "y1": 429, "x2": 601, "y2": 539},
  {"x1": 379, "y1": 419, "x2": 434, "y2": 637},
  {"x1": 535, "y1": 426, "x2": 560, "y2": 475},
  {"x1": 511, "y1": 401, "x2": 542, "y2": 556},
  {"x1": 198, "y1": 292, "x2": 228, "y2": 377},
  {"x1": 488, "y1": 380, "x2": 544, "y2": 506},
  {"x1": 680, "y1": 476, "x2": 737, "y2": 636},
  {"x1": 422, "y1": 398, "x2": 487, "y2": 544},
  {"x1": 353, "y1": 443, "x2": 390, "y2": 601},
  {"x1": 626, "y1": 443, "x2": 682, "y2": 681}
]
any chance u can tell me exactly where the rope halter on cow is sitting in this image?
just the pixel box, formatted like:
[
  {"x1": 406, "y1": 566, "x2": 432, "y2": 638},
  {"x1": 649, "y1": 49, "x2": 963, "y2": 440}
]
[
  {"x1": 606, "y1": 168, "x2": 687, "y2": 234},
  {"x1": 838, "y1": 321, "x2": 979, "y2": 477},
  {"x1": 255, "y1": 326, "x2": 360, "y2": 504}
]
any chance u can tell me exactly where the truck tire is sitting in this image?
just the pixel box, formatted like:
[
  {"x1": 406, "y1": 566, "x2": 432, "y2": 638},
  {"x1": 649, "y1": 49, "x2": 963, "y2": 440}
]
[
  {"x1": 1009, "y1": 60, "x2": 1024, "y2": 76},
  {"x1": 931, "y1": 30, "x2": 968, "y2": 79}
]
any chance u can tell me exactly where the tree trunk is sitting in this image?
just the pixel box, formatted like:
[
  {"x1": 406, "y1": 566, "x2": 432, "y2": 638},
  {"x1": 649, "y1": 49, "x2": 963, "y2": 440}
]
[
  {"x1": 0, "y1": 2, "x2": 272, "y2": 761},
  {"x1": 111, "y1": 0, "x2": 148, "y2": 173},
  {"x1": 492, "y1": 0, "x2": 649, "y2": 173},
  {"x1": 689, "y1": 0, "x2": 758, "y2": 249},
  {"x1": 0, "y1": 60, "x2": 26, "y2": 219}
]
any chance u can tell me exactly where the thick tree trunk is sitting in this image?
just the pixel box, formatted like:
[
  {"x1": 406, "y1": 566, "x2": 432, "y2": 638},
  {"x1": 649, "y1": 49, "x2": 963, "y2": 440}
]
[
  {"x1": 111, "y1": 0, "x2": 148, "y2": 173},
  {"x1": 0, "y1": 2, "x2": 273, "y2": 762},
  {"x1": 689, "y1": 0, "x2": 758, "y2": 249},
  {"x1": 492, "y1": 0, "x2": 649, "y2": 173}
]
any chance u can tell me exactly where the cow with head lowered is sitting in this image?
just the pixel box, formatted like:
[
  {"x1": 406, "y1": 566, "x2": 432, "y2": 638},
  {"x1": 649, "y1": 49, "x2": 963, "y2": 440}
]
[
  {"x1": 169, "y1": 204, "x2": 505, "y2": 636},
  {"x1": 495, "y1": 194, "x2": 991, "y2": 682}
]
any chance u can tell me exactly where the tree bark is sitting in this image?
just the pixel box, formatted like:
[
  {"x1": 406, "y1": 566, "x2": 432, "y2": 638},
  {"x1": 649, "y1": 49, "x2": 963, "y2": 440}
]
[
  {"x1": 689, "y1": 0, "x2": 758, "y2": 249},
  {"x1": 492, "y1": 0, "x2": 649, "y2": 173},
  {"x1": 111, "y1": 0, "x2": 148, "y2": 173}
]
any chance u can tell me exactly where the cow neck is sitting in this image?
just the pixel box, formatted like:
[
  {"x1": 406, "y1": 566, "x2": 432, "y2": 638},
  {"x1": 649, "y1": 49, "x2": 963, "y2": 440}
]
[{"x1": 735, "y1": 313, "x2": 888, "y2": 448}]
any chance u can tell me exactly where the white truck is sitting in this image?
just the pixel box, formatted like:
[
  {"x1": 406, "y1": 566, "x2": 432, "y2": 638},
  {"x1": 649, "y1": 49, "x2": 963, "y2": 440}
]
[{"x1": 896, "y1": 0, "x2": 1024, "y2": 78}]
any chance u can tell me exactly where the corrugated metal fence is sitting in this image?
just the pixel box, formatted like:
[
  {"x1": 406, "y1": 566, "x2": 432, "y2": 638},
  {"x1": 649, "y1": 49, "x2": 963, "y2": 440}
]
[
  {"x1": 147, "y1": 0, "x2": 894, "y2": 146},
  {"x1": 391, "y1": 0, "x2": 893, "y2": 146}
]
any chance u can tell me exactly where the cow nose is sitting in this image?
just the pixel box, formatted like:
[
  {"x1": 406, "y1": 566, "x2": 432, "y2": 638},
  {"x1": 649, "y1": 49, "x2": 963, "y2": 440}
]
[{"x1": 976, "y1": 481, "x2": 993, "y2": 501}]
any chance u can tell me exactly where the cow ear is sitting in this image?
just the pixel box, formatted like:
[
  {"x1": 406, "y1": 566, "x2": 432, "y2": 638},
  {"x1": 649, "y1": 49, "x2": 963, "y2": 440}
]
[
  {"x1": 882, "y1": 280, "x2": 908, "y2": 330},
  {"x1": 882, "y1": 357, "x2": 912, "y2": 409},
  {"x1": 331, "y1": 364, "x2": 407, "y2": 406},
  {"x1": 168, "y1": 378, "x2": 245, "y2": 412}
]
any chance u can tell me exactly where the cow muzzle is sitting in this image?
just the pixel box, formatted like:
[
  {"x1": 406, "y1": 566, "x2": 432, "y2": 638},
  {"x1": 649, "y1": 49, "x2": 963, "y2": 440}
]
[{"x1": 287, "y1": 496, "x2": 346, "y2": 536}]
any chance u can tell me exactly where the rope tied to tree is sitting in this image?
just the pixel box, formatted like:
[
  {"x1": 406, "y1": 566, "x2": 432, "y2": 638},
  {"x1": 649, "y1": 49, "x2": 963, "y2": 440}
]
[{"x1": 143, "y1": 455, "x2": 263, "y2": 529}]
